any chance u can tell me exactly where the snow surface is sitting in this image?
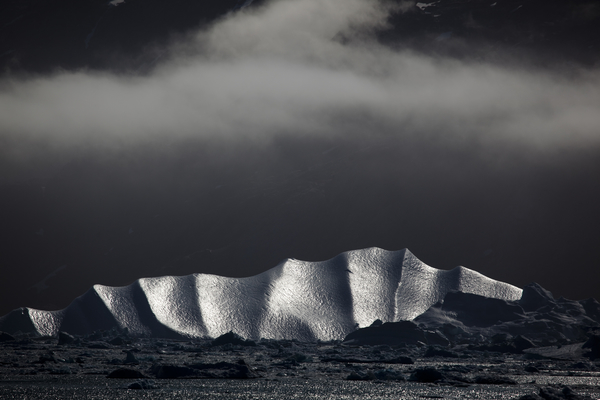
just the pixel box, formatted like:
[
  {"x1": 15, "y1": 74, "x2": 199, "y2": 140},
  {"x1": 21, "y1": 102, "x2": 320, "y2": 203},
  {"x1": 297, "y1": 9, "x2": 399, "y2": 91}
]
[{"x1": 0, "y1": 248, "x2": 522, "y2": 341}]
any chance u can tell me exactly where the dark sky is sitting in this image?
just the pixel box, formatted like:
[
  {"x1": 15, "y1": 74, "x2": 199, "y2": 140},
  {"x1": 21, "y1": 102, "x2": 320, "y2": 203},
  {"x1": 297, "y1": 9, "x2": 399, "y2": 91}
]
[{"x1": 1, "y1": 0, "x2": 600, "y2": 316}]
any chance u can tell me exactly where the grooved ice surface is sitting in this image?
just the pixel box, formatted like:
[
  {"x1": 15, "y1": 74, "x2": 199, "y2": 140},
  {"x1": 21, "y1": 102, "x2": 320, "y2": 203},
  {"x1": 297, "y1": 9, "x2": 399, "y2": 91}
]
[{"x1": 0, "y1": 248, "x2": 522, "y2": 340}]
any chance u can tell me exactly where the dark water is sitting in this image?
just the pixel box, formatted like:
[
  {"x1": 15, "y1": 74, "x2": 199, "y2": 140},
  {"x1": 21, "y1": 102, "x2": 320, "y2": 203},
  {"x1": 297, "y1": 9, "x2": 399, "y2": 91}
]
[
  {"x1": 1, "y1": 376, "x2": 599, "y2": 400},
  {"x1": 2, "y1": 336, "x2": 599, "y2": 400}
]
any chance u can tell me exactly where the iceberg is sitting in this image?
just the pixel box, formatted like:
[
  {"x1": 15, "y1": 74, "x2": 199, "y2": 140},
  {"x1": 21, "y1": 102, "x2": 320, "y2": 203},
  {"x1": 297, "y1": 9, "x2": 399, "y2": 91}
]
[{"x1": 0, "y1": 248, "x2": 522, "y2": 341}]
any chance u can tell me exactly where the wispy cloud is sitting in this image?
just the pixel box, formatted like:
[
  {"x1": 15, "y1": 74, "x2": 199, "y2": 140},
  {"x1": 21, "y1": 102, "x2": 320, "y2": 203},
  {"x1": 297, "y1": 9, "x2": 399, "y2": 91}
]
[{"x1": 1, "y1": 0, "x2": 599, "y2": 179}]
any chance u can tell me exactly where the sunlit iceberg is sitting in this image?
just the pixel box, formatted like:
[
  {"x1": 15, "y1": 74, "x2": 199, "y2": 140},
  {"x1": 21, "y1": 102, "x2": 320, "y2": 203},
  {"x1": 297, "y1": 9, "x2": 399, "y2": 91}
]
[{"x1": 0, "y1": 248, "x2": 522, "y2": 340}]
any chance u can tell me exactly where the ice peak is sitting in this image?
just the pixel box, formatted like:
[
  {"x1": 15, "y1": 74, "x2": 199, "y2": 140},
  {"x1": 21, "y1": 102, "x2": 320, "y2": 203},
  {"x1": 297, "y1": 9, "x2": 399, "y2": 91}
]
[{"x1": 0, "y1": 247, "x2": 522, "y2": 340}]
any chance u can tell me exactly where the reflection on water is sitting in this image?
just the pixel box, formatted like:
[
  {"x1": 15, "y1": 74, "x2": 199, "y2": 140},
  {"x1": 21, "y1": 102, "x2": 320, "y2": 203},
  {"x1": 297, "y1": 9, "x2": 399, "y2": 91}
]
[{"x1": 1, "y1": 377, "x2": 599, "y2": 400}]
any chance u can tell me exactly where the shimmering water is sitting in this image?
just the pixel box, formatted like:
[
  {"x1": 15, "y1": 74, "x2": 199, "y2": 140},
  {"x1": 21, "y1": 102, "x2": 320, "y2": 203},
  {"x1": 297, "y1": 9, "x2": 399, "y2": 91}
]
[{"x1": 2, "y1": 376, "x2": 599, "y2": 400}]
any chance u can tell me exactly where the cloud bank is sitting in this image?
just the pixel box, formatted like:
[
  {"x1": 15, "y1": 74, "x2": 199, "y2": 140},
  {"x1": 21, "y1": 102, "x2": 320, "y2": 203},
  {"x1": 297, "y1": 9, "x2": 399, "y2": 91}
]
[{"x1": 1, "y1": 0, "x2": 599, "y2": 179}]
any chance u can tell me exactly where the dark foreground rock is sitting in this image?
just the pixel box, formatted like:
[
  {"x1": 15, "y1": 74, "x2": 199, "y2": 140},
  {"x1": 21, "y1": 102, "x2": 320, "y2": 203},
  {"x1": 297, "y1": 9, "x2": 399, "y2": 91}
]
[
  {"x1": 0, "y1": 332, "x2": 15, "y2": 342},
  {"x1": 107, "y1": 367, "x2": 148, "y2": 379},
  {"x1": 410, "y1": 367, "x2": 444, "y2": 383},
  {"x1": 474, "y1": 375, "x2": 517, "y2": 385},
  {"x1": 343, "y1": 320, "x2": 433, "y2": 346},
  {"x1": 424, "y1": 346, "x2": 459, "y2": 358},
  {"x1": 58, "y1": 331, "x2": 77, "y2": 345},
  {"x1": 151, "y1": 360, "x2": 258, "y2": 379},
  {"x1": 212, "y1": 331, "x2": 257, "y2": 347},
  {"x1": 582, "y1": 335, "x2": 600, "y2": 360}
]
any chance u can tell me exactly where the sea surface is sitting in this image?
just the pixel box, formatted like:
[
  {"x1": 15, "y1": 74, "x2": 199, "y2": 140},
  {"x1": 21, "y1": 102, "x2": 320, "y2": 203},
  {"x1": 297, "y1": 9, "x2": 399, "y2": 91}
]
[{"x1": 1, "y1": 375, "x2": 600, "y2": 400}]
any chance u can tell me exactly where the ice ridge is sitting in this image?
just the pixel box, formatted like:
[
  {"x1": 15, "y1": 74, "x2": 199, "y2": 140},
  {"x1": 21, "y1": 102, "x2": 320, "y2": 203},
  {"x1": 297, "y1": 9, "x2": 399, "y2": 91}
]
[{"x1": 0, "y1": 248, "x2": 522, "y2": 341}]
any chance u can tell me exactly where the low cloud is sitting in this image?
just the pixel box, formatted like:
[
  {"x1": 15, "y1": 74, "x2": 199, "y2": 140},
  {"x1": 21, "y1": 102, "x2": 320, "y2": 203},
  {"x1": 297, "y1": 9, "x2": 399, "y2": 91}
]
[{"x1": 1, "y1": 0, "x2": 599, "y2": 179}]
